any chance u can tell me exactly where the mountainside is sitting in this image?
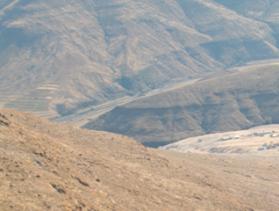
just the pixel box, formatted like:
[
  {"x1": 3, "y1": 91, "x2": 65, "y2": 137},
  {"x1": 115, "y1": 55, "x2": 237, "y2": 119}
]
[
  {"x1": 215, "y1": 0, "x2": 279, "y2": 21},
  {"x1": 162, "y1": 125, "x2": 279, "y2": 155},
  {"x1": 86, "y1": 62, "x2": 279, "y2": 146},
  {"x1": 1, "y1": 0, "x2": 279, "y2": 117},
  {"x1": 1, "y1": 109, "x2": 279, "y2": 210}
]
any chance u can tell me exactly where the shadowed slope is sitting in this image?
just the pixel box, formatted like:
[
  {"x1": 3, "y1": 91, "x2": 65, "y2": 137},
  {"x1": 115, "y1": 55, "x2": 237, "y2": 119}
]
[{"x1": 87, "y1": 63, "x2": 279, "y2": 145}]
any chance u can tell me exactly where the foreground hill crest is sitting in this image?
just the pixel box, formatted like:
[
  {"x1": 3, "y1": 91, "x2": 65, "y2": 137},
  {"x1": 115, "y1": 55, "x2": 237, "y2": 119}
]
[{"x1": 0, "y1": 109, "x2": 279, "y2": 210}]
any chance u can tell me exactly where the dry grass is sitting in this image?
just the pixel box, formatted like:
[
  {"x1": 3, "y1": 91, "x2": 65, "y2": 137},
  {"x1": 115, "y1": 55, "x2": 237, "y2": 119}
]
[{"x1": 0, "y1": 109, "x2": 278, "y2": 210}]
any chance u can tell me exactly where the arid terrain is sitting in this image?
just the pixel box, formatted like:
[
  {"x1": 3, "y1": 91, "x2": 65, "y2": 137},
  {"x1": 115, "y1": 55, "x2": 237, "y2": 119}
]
[
  {"x1": 163, "y1": 125, "x2": 279, "y2": 155},
  {"x1": 1, "y1": 0, "x2": 279, "y2": 117},
  {"x1": 88, "y1": 63, "x2": 279, "y2": 146},
  {"x1": 0, "y1": 109, "x2": 279, "y2": 211},
  {"x1": 1, "y1": 1, "x2": 279, "y2": 210},
  {"x1": 1, "y1": 0, "x2": 279, "y2": 147}
]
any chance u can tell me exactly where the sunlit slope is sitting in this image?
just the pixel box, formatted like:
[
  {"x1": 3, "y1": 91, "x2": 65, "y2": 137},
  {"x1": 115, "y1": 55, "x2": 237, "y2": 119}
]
[
  {"x1": 0, "y1": 109, "x2": 279, "y2": 210},
  {"x1": 163, "y1": 125, "x2": 279, "y2": 155},
  {"x1": 1, "y1": 0, "x2": 279, "y2": 116}
]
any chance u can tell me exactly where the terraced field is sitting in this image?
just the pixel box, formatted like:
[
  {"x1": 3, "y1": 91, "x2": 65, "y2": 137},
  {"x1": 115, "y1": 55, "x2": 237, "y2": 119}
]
[{"x1": 0, "y1": 84, "x2": 59, "y2": 118}]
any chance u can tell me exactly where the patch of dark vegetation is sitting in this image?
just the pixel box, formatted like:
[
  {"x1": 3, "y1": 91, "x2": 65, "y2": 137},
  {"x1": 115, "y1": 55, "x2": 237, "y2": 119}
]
[
  {"x1": 258, "y1": 142, "x2": 279, "y2": 151},
  {"x1": 74, "y1": 177, "x2": 90, "y2": 187},
  {"x1": 56, "y1": 104, "x2": 72, "y2": 116},
  {"x1": 209, "y1": 147, "x2": 227, "y2": 153},
  {"x1": 118, "y1": 76, "x2": 135, "y2": 90},
  {"x1": 0, "y1": 113, "x2": 10, "y2": 127},
  {"x1": 33, "y1": 150, "x2": 47, "y2": 158},
  {"x1": 144, "y1": 141, "x2": 171, "y2": 148},
  {"x1": 51, "y1": 183, "x2": 66, "y2": 194}
]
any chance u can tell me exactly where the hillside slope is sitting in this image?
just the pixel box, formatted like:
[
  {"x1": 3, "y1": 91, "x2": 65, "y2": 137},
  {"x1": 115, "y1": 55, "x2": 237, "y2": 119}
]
[
  {"x1": 0, "y1": 109, "x2": 279, "y2": 210},
  {"x1": 86, "y1": 63, "x2": 279, "y2": 146},
  {"x1": 1, "y1": 0, "x2": 279, "y2": 117},
  {"x1": 162, "y1": 125, "x2": 279, "y2": 155}
]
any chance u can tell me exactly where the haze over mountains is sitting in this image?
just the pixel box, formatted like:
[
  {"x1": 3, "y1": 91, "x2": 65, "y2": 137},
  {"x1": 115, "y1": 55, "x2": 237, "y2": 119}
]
[{"x1": 1, "y1": 0, "x2": 279, "y2": 117}]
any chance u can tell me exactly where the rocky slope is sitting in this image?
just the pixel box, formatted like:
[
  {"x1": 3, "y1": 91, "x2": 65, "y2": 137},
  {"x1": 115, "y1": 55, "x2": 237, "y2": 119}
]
[
  {"x1": 1, "y1": 0, "x2": 279, "y2": 117},
  {"x1": 0, "y1": 109, "x2": 279, "y2": 210},
  {"x1": 86, "y1": 62, "x2": 279, "y2": 146}
]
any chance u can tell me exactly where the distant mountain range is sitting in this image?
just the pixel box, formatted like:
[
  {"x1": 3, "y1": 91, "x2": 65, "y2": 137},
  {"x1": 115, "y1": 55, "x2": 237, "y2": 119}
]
[
  {"x1": 1, "y1": 0, "x2": 279, "y2": 145},
  {"x1": 86, "y1": 63, "x2": 279, "y2": 146},
  {"x1": 1, "y1": 0, "x2": 279, "y2": 115}
]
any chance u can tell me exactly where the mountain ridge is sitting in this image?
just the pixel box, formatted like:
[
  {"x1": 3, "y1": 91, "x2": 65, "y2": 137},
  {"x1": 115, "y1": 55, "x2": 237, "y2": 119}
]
[
  {"x1": 1, "y1": 0, "x2": 279, "y2": 117},
  {"x1": 86, "y1": 62, "x2": 279, "y2": 146}
]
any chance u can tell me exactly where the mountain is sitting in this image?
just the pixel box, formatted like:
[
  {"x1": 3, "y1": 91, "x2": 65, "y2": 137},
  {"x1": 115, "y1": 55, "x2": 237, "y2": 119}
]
[
  {"x1": 86, "y1": 62, "x2": 279, "y2": 146},
  {"x1": 1, "y1": 109, "x2": 279, "y2": 210},
  {"x1": 162, "y1": 125, "x2": 279, "y2": 155},
  {"x1": 1, "y1": 0, "x2": 279, "y2": 117}
]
